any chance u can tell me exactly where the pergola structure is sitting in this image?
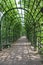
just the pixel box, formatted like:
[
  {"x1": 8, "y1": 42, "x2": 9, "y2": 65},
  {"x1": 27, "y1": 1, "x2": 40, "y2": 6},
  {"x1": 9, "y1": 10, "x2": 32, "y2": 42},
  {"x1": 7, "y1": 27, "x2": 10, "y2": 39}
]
[{"x1": 0, "y1": 0, "x2": 43, "y2": 54}]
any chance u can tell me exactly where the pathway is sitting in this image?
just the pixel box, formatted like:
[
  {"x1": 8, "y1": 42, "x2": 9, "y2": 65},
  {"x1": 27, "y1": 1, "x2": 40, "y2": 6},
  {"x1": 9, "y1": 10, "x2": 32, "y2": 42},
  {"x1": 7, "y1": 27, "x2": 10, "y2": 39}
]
[{"x1": 0, "y1": 36, "x2": 42, "y2": 65}]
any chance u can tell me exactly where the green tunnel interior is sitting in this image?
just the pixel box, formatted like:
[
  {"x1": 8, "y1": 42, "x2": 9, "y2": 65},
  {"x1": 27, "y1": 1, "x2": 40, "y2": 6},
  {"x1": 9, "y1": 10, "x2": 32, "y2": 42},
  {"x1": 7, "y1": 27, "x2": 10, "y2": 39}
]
[{"x1": 0, "y1": 0, "x2": 43, "y2": 54}]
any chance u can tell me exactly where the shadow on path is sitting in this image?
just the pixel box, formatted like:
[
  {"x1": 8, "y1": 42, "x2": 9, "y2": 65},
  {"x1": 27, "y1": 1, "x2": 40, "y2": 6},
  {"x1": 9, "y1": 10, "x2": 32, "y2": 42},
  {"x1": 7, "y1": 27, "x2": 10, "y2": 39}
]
[{"x1": 0, "y1": 36, "x2": 42, "y2": 65}]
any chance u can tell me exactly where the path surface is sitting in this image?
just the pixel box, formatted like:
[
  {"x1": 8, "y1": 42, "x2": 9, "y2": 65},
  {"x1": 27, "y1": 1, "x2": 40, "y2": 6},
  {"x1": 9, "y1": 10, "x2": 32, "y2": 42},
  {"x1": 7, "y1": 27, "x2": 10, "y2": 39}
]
[{"x1": 0, "y1": 36, "x2": 42, "y2": 65}]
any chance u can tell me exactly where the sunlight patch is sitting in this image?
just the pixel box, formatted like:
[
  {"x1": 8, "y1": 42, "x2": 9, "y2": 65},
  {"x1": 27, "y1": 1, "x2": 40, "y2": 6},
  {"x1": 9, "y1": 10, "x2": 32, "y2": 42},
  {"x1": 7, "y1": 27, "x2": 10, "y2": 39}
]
[
  {"x1": 16, "y1": 55, "x2": 22, "y2": 61},
  {"x1": 24, "y1": 50, "x2": 28, "y2": 54}
]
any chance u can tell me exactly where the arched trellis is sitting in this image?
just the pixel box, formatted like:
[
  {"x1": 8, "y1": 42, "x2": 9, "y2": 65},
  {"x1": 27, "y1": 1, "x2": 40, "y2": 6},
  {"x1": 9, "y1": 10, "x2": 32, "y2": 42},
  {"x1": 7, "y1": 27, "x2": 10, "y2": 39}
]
[
  {"x1": 0, "y1": 7, "x2": 42, "y2": 50},
  {"x1": 0, "y1": 0, "x2": 43, "y2": 54},
  {"x1": 0, "y1": 7, "x2": 33, "y2": 48},
  {"x1": 1, "y1": 7, "x2": 42, "y2": 31},
  {"x1": 1, "y1": 15, "x2": 41, "y2": 49},
  {"x1": 1, "y1": 7, "x2": 35, "y2": 34},
  {"x1": 1, "y1": 7, "x2": 34, "y2": 36},
  {"x1": 0, "y1": 7, "x2": 34, "y2": 44},
  {"x1": 1, "y1": 6, "x2": 42, "y2": 30},
  {"x1": 1, "y1": 7, "x2": 34, "y2": 20},
  {"x1": 1, "y1": 16, "x2": 33, "y2": 41}
]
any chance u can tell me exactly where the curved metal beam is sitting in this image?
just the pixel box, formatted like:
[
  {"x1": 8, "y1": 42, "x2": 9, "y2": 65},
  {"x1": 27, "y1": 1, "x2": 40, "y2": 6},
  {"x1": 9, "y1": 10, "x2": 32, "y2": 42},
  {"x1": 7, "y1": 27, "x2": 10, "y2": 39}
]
[
  {"x1": 1, "y1": 15, "x2": 33, "y2": 28},
  {"x1": 1, "y1": 7, "x2": 34, "y2": 21}
]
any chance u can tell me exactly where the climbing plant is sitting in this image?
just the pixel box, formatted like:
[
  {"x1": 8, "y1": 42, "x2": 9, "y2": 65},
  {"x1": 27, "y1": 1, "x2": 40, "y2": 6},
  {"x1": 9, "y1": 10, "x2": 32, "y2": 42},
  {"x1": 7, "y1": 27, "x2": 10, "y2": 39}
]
[
  {"x1": 18, "y1": 0, "x2": 43, "y2": 53},
  {"x1": 0, "y1": 0, "x2": 22, "y2": 49},
  {"x1": 0, "y1": 0, "x2": 43, "y2": 54}
]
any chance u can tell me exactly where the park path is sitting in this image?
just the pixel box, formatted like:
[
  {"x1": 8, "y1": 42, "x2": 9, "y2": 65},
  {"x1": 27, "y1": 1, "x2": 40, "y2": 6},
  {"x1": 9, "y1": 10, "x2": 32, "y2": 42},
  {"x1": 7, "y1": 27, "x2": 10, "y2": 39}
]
[{"x1": 0, "y1": 36, "x2": 42, "y2": 65}]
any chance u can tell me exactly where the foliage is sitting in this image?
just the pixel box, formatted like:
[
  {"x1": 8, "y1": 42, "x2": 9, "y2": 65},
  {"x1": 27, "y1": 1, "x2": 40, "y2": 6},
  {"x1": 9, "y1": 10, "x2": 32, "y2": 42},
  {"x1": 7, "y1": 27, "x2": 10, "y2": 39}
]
[
  {"x1": 0, "y1": 0, "x2": 43, "y2": 54},
  {"x1": 18, "y1": 0, "x2": 43, "y2": 52},
  {"x1": 0, "y1": 0, "x2": 22, "y2": 48}
]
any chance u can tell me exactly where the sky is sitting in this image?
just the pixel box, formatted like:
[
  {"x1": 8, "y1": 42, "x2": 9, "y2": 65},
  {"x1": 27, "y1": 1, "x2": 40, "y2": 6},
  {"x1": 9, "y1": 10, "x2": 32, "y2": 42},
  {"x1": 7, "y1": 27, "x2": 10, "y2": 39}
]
[
  {"x1": 16, "y1": 0, "x2": 24, "y2": 25},
  {"x1": 16, "y1": 0, "x2": 24, "y2": 17}
]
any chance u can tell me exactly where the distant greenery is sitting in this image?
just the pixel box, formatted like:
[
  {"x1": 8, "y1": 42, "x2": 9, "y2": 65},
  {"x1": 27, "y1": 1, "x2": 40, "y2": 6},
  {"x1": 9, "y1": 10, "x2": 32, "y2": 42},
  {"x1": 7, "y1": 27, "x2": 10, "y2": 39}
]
[{"x1": 21, "y1": 25, "x2": 26, "y2": 36}]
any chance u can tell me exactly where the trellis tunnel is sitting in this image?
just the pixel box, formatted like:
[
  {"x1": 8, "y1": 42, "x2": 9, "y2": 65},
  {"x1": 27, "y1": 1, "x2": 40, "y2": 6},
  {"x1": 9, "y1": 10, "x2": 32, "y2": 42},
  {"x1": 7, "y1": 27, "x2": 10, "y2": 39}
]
[{"x1": 0, "y1": 0, "x2": 43, "y2": 54}]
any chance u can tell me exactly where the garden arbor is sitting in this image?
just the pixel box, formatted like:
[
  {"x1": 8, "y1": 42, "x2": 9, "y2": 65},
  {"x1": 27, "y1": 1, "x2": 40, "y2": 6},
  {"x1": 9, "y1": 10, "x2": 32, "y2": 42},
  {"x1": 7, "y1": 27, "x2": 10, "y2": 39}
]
[{"x1": 0, "y1": 0, "x2": 43, "y2": 54}]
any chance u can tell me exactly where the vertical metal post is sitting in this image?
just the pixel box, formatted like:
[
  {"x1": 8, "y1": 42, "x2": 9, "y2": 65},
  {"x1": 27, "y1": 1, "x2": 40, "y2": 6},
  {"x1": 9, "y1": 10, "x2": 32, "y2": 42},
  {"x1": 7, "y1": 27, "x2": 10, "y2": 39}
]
[
  {"x1": 0, "y1": 20, "x2": 2, "y2": 51},
  {"x1": 33, "y1": 22, "x2": 37, "y2": 50}
]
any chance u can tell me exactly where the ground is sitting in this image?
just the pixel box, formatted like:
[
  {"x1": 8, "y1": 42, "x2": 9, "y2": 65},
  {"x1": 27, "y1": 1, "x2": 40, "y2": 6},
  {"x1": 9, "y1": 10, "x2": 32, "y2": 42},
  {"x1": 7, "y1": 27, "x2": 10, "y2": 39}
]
[{"x1": 0, "y1": 36, "x2": 43, "y2": 65}]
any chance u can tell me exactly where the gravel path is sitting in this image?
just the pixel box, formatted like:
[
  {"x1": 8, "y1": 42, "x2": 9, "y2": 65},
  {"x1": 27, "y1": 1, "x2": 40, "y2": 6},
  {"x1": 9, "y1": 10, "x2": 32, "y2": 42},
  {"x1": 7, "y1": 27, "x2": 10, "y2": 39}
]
[{"x1": 0, "y1": 36, "x2": 42, "y2": 65}]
